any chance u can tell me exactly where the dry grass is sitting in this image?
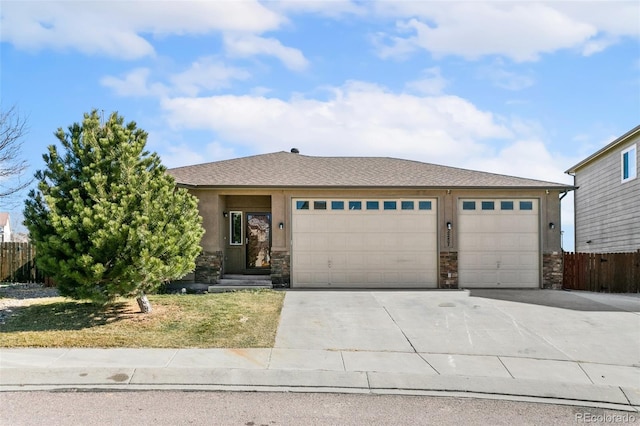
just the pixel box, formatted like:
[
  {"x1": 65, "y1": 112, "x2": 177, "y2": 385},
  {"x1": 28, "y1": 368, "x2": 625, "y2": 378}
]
[{"x1": 0, "y1": 291, "x2": 285, "y2": 348}]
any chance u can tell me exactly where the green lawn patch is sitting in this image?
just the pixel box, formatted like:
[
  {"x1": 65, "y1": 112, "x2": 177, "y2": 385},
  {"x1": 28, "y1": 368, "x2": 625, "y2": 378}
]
[{"x1": 0, "y1": 290, "x2": 285, "y2": 348}]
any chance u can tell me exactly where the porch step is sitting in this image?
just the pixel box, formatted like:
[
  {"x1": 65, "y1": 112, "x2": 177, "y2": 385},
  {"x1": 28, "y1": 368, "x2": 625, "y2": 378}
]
[{"x1": 208, "y1": 274, "x2": 272, "y2": 293}]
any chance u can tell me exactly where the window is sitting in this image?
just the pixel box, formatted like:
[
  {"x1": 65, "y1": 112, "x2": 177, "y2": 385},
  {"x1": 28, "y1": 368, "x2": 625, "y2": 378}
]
[
  {"x1": 462, "y1": 201, "x2": 476, "y2": 210},
  {"x1": 314, "y1": 201, "x2": 327, "y2": 210},
  {"x1": 384, "y1": 201, "x2": 397, "y2": 210},
  {"x1": 481, "y1": 201, "x2": 495, "y2": 210},
  {"x1": 501, "y1": 201, "x2": 514, "y2": 210},
  {"x1": 401, "y1": 201, "x2": 414, "y2": 210},
  {"x1": 520, "y1": 201, "x2": 533, "y2": 210},
  {"x1": 366, "y1": 201, "x2": 379, "y2": 210},
  {"x1": 296, "y1": 201, "x2": 309, "y2": 210},
  {"x1": 230, "y1": 211, "x2": 242, "y2": 245},
  {"x1": 622, "y1": 144, "x2": 637, "y2": 183},
  {"x1": 331, "y1": 201, "x2": 344, "y2": 210},
  {"x1": 349, "y1": 201, "x2": 362, "y2": 210},
  {"x1": 418, "y1": 201, "x2": 432, "y2": 210}
]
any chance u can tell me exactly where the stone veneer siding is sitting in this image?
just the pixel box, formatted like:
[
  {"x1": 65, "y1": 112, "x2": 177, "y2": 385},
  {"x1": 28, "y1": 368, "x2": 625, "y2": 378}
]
[
  {"x1": 543, "y1": 251, "x2": 563, "y2": 289},
  {"x1": 195, "y1": 251, "x2": 223, "y2": 284},
  {"x1": 270, "y1": 250, "x2": 290, "y2": 288},
  {"x1": 439, "y1": 251, "x2": 459, "y2": 289}
]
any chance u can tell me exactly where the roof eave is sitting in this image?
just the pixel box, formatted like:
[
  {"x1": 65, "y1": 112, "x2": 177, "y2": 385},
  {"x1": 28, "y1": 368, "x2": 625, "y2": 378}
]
[{"x1": 175, "y1": 183, "x2": 575, "y2": 191}]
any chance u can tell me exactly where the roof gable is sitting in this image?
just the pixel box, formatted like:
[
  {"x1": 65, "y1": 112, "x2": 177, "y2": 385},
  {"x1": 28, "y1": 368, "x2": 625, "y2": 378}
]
[
  {"x1": 168, "y1": 151, "x2": 571, "y2": 189},
  {"x1": 566, "y1": 124, "x2": 640, "y2": 173}
]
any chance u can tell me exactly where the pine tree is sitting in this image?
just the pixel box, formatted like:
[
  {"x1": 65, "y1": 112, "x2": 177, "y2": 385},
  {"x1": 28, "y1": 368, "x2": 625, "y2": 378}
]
[{"x1": 24, "y1": 110, "x2": 204, "y2": 310}]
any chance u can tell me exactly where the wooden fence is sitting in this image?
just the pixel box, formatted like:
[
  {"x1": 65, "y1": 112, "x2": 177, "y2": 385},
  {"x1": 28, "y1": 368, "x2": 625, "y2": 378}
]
[
  {"x1": 0, "y1": 242, "x2": 47, "y2": 283},
  {"x1": 563, "y1": 251, "x2": 640, "y2": 293}
]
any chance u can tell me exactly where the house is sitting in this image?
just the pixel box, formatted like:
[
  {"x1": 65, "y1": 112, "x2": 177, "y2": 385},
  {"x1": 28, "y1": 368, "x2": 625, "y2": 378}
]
[
  {"x1": 0, "y1": 212, "x2": 11, "y2": 243},
  {"x1": 168, "y1": 151, "x2": 572, "y2": 290},
  {"x1": 566, "y1": 125, "x2": 640, "y2": 253}
]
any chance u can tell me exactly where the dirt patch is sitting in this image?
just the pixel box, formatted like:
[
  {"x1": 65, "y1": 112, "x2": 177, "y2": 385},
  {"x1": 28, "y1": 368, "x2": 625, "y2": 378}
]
[{"x1": 0, "y1": 283, "x2": 60, "y2": 324}]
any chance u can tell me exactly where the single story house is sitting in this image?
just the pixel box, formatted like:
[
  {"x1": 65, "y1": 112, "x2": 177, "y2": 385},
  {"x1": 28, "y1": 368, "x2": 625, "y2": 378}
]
[
  {"x1": 566, "y1": 125, "x2": 640, "y2": 252},
  {"x1": 168, "y1": 150, "x2": 572, "y2": 289}
]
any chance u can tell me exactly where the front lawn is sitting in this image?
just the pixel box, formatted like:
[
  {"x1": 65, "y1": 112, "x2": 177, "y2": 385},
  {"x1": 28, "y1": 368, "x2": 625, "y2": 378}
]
[{"x1": 0, "y1": 290, "x2": 285, "y2": 348}]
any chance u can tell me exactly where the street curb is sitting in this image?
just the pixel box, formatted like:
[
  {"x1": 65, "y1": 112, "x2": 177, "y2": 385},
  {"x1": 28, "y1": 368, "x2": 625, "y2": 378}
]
[{"x1": 1, "y1": 367, "x2": 638, "y2": 412}]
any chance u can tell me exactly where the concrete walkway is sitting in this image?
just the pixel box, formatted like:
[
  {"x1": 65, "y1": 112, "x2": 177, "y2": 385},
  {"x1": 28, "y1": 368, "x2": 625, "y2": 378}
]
[{"x1": 1, "y1": 290, "x2": 639, "y2": 411}]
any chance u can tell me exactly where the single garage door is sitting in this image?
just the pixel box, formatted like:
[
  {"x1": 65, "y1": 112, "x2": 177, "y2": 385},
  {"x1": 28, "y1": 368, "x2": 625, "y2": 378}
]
[
  {"x1": 459, "y1": 199, "x2": 540, "y2": 288},
  {"x1": 292, "y1": 198, "x2": 438, "y2": 288}
]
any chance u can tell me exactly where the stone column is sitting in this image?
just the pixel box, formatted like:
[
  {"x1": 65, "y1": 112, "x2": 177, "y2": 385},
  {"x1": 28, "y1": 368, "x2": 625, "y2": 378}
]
[
  {"x1": 270, "y1": 250, "x2": 290, "y2": 288},
  {"x1": 439, "y1": 251, "x2": 459, "y2": 289}
]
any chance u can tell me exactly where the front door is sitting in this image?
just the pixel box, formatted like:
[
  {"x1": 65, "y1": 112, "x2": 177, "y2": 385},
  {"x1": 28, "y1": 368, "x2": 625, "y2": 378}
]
[{"x1": 246, "y1": 213, "x2": 271, "y2": 269}]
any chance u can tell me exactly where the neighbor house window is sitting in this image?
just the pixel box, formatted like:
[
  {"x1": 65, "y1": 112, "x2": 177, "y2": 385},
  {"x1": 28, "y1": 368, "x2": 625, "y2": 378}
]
[
  {"x1": 230, "y1": 211, "x2": 243, "y2": 245},
  {"x1": 622, "y1": 144, "x2": 637, "y2": 183}
]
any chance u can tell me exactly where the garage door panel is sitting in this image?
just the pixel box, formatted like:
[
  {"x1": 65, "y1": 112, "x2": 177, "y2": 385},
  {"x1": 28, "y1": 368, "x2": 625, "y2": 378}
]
[
  {"x1": 459, "y1": 199, "x2": 539, "y2": 289},
  {"x1": 292, "y1": 198, "x2": 437, "y2": 288}
]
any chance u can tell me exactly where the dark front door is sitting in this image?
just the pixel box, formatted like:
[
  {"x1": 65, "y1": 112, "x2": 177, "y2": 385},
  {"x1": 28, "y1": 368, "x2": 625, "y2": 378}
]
[{"x1": 246, "y1": 213, "x2": 271, "y2": 269}]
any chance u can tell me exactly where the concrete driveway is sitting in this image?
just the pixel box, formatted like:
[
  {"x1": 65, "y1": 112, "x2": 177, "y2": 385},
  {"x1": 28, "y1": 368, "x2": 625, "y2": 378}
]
[{"x1": 275, "y1": 290, "x2": 640, "y2": 367}]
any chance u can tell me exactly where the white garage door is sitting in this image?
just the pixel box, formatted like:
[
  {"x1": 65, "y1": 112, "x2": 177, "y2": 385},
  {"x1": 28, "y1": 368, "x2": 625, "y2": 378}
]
[
  {"x1": 292, "y1": 199, "x2": 438, "y2": 288},
  {"x1": 459, "y1": 199, "x2": 540, "y2": 288}
]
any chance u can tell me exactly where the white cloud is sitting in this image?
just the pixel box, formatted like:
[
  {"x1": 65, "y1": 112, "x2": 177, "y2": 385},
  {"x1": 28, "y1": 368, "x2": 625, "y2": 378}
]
[
  {"x1": 1, "y1": 1, "x2": 284, "y2": 59},
  {"x1": 224, "y1": 34, "x2": 309, "y2": 71},
  {"x1": 477, "y1": 60, "x2": 535, "y2": 91},
  {"x1": 405, "y1": 67, "x2": 448, "y2": 95},
  {"x1": 101, "y1": 68, "x2": 168, "y2": 98},
  {"x1": 160, "y1": 81, "x2": 512, "y2": 162},
  {"x1": 169, "y1": 58, "x2": 251, "y2": 97},
  {"x1": 102, "y1": 59, "x2": 251, "y2": 98},
  {"x1": 373, "y1": 2, "x2": 638, "y2": 62}
]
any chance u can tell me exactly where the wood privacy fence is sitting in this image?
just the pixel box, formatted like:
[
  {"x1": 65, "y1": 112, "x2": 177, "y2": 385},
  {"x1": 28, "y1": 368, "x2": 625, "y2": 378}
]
[
  {"x1": 563, "y1": 251, "x2": 640, "y2": 293},
  {"x1": 0, "y1": 242, "x2": 47, "y2": 283}
]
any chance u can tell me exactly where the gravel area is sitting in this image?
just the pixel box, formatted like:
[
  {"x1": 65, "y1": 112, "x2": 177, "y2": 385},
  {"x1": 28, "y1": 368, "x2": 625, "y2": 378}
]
[{"x1": 0, "y1": 283, "x2": 59, "y2": 325}]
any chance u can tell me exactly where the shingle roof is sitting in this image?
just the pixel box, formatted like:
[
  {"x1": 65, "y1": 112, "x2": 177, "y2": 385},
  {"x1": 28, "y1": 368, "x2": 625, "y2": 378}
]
[{"x1": 168, "y1": 151, "x2": 572, "y2": 189}]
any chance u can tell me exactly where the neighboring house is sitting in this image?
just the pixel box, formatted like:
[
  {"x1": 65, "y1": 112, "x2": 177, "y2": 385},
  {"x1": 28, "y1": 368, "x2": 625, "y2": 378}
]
[
  {"x1": 566, "y1": 125, "x2": 640, "y2": 253},
  {"x1": 168, "y1": 151, "x2": 572, "y2": 290},
  {"x1": 0, "y1": 212, "x2": 11, "y2": 243}
]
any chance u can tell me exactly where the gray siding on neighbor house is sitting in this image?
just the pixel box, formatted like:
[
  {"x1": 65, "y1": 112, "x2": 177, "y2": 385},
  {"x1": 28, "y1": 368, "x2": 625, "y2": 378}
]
[{"x1": 574, "y1": 138, "x2": 640, "y2": 252}]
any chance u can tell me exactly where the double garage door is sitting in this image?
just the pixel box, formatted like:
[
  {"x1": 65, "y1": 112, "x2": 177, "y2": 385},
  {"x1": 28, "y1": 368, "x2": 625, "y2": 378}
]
[
  {"x1": 291, "y1": 198, "x2": 438, "y2": 288},
  {"x1": 291, "y1": 197, "x2": 540, "y2": 289}
]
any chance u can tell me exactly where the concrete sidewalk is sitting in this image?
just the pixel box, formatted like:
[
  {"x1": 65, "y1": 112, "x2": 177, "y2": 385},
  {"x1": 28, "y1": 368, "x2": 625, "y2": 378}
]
[{"x1": 1, "y1": 290, "x2": 639, "y2": 411}]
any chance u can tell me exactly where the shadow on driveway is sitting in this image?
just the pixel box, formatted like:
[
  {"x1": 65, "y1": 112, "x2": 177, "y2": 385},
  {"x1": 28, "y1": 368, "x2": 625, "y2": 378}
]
[{"x1": 468, "y1": 289, "x2": 640, "y2": 313}]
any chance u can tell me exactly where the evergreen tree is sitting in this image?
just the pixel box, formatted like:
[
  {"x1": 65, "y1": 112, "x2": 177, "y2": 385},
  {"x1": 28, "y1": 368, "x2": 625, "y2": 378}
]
[{"x1": 24, "y1": 110, "x2": 204, "y2": 308}]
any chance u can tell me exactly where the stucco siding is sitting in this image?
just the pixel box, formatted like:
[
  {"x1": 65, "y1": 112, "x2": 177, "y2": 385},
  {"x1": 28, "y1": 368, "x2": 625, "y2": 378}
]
[{"x1": 574, "y1": 138, "x2": 640, "y2": 252}]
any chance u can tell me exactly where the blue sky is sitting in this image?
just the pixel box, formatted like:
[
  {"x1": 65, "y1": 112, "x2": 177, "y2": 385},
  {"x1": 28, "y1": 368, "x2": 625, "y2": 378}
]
[{"x1": 1, "y1": 1, "x2": 639, "y2": 250}]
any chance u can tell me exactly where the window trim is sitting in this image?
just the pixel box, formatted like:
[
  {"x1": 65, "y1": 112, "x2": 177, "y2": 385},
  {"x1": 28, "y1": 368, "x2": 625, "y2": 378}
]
[
  {"x1": 621, "y1": 144, "x2": 637, "y2": 183},
  {"x1": 229, "y1": 211, "x2": 243, "y2": 246}
]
